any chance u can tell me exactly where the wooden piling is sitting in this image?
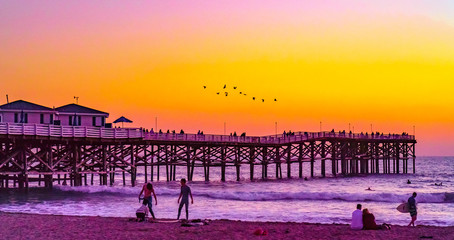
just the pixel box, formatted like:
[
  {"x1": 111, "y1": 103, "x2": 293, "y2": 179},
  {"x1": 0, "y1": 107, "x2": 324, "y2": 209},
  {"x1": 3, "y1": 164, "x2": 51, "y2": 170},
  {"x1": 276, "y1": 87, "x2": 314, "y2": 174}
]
[
  {"x1": 150, "y1": 145, "x2": 154, "y2": 182},
  {"x1": 144, "y1": 145, "x2": 148, "y2": 182},
  {"x1": 331, "y1": 141, "x2": 337, "y2": 176},
  {"x1": 310, "y1": 141, "x2": 315, "y2": 178},
  {"x1": 221, "y1": 146, "x2": 226, "y2": 182}
]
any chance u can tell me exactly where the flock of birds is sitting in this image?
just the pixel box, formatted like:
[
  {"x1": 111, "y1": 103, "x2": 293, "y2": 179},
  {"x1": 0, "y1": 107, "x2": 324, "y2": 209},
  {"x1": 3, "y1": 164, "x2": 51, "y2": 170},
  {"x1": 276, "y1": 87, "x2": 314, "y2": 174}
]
[{"x1": 203, "y1": 84, "x2": 277, "y2": 103}]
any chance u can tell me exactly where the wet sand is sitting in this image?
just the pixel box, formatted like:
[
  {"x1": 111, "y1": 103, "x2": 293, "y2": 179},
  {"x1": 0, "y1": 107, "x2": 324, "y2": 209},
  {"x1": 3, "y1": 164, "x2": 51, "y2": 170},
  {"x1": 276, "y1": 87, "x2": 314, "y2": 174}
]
[{"x1": 0, "y1": 212, "x2": 452, "y2": 240}]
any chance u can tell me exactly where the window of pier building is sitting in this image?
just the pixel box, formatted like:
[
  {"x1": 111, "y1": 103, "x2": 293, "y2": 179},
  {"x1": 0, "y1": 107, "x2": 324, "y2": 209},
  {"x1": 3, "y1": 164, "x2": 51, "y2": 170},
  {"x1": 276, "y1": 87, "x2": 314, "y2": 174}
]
[
  {"x1": 69, "y1": 115, "x2": 82, "y2": 126},
  {"x1": 14, "y1": 113, "x2": 28, "y2": 123},
  {"x1": 92, "y1": 116, "x2": 106, "y2": 127}
]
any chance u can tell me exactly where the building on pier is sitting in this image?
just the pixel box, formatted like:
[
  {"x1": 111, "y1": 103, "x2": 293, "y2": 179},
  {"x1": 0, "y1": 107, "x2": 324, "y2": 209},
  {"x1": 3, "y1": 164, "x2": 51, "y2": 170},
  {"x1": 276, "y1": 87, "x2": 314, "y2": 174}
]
[
  {"x1": 0, "y1": 100, "x2": 56, "y2": 124},
  {"x1": 0, "y1": 100, "x2": 109, "y2": 127},
  {"x1": 55, "y1": 104, "x2": 109, "y2": 127}
]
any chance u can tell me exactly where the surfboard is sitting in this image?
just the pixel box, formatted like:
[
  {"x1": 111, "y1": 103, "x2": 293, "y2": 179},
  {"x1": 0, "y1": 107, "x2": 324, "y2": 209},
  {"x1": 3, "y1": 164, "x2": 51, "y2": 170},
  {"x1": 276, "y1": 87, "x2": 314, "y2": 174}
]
[
  {"x1": 150, "y1": 219, "x2": 180, "y2": 223},
  {"x1": 397, "y1": 203, "x2": 410, "y2": 213}
]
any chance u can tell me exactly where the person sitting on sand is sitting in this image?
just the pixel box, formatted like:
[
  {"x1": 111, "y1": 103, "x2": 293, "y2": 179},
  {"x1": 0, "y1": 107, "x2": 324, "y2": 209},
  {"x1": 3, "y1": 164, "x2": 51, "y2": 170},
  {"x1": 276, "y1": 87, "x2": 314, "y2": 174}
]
[
  {"x1": 351, "y1": 204, "x2": 363, "y2": 230},
  {"x1": 362, "y1": 209, "x2": 390, "y2": 230},
  {"x1": 138, "y1": 183, "x2": 157, "y2": 219},
  {"x1": 177, "y1": 178, "x2": 194, "y2": 220},
  {"x1": 136, "y1": 199, "x2": 150, "y2": 222},
  {"x1": 408, "y1": 192, "x2": 417, "y2": 227}
]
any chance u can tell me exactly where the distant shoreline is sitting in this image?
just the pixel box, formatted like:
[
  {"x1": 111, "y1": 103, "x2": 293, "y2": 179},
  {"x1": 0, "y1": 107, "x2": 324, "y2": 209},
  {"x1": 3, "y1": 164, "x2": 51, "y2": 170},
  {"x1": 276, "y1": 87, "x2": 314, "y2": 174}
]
[{"x1": 1, "y1": 212, "x2": 453, "y2": 240}]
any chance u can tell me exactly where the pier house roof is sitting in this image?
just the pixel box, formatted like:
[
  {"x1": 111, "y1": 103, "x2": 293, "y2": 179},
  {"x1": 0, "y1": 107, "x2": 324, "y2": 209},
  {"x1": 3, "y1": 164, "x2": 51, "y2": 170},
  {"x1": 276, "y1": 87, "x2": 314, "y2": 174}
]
[
  {"x1": 55, "y1": 104, "x2": 109, "y2": 116},
  {"x1": 0, "y1": 100, "x2": 55, "y2": 112}
]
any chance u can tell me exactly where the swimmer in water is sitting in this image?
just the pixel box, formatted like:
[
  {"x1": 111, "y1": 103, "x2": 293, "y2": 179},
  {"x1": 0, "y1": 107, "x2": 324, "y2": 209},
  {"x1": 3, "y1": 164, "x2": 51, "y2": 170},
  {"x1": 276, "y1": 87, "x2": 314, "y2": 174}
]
[
  {"x1": 365, "y1": 187, "x2": 374, "y2": 191},
  {"x1": 407, "y1": 179, "x2": 411, "y2": 184}
]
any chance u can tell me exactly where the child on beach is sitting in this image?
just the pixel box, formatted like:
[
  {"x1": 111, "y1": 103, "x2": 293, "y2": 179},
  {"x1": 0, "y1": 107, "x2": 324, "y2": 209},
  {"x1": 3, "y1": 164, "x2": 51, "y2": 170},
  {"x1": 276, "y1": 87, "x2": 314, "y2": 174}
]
[
  {"x1": 136, "y1": 199, "x2": 149, "y2": 222},
  {"x1": 138, "y1": 182, "x2": 157, "y2": 219},
  {"x1": 177, "y1": 178, "x2": 194, "y2": 220}
]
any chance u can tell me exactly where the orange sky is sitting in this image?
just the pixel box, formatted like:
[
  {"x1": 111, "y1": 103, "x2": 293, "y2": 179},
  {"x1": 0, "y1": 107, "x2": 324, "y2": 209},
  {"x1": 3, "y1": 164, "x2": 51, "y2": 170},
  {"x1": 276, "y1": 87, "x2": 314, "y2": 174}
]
[{"x1": 1, "y1": 1, "x2": 454, "y2": 155}]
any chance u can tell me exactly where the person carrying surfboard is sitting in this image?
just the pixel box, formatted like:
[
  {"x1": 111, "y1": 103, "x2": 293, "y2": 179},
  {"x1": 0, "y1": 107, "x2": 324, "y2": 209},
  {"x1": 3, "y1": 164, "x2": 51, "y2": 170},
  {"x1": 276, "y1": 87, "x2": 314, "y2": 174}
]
[{"x1": 408, "y1": 192, "x2": 417, "y2": 226}]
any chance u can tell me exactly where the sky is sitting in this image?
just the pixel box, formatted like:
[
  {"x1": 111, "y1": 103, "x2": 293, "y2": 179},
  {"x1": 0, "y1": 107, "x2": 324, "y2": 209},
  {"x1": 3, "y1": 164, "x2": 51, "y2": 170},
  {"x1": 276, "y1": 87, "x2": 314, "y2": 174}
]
[{"x1": 1, "y1": 1, "x2": 454, "y2": 155}]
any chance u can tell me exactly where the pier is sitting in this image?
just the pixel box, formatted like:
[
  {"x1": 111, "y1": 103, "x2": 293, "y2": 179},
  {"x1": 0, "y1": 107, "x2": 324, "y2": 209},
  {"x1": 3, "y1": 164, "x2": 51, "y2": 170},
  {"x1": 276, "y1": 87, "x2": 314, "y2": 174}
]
[{"x1": 0, "y1": 123, "x2": 416, "y2": 189}]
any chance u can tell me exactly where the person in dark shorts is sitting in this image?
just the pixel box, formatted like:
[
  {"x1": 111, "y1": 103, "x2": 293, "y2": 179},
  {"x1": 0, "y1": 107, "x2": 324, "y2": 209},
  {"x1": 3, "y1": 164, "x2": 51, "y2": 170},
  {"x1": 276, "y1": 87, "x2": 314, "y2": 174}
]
[
  {"x1": 138, "y1": 183, "x2": 157, "y2": 219},
  {"x1": 408, "y1": 192, "x2": 417, "y2": 226},
  {"x1": 177, "y1": 178, "x2": 194, "y2": 220}
]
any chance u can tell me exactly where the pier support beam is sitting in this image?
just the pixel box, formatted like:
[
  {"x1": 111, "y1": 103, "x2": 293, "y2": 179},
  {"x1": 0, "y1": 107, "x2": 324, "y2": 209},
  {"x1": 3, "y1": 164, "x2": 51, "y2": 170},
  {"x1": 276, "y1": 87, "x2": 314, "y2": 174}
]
[
  {"x1": 412, "y1": 144, "x2": 416, "y2": 174},
  {"x1": 221, "y1": 146, "x2": 226, "y2": 182},
  {"x1": 310, "y1": 141, "x2": 315, "y2": 178},
  {"x1": 287, "y1": 145, "x2": 292, "y2": 178},
  {"x1": 298, "y1": 144, "x2": 303, "y2": 178},
  {"x1": 321, "y1": 141, "x2": 326, "y2": 177}
]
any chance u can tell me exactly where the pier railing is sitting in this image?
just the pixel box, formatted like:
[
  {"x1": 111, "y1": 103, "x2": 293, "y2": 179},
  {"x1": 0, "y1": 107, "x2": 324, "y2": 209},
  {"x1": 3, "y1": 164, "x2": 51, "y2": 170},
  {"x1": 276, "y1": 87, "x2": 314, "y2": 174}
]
[
  {"x1": 0, "y1": 123, "x2": 143, "y2": 139},
  {"x1": 143, "y1": 131, "x2": 415, "y2": 143},
  {"x1": 0, "y1": 123, "x2": 415, "y2": 142}
]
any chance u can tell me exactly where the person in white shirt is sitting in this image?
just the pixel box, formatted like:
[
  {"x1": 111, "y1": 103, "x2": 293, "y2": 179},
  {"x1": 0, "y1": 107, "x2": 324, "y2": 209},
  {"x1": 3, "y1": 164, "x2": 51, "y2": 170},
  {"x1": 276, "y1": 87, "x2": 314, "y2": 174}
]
[
  {"x1": 136, "y1": 199, "x2": 150, "y2": 222},
  {"x1": 351, "y1": 204, "x2": 363, "y2": 230}
]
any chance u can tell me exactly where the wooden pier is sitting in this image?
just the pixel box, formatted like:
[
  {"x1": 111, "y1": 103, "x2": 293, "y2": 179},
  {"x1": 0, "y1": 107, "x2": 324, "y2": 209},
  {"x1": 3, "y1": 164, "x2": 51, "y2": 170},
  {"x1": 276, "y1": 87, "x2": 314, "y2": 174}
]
[{"x1": 0, "y1": 123, "x2": 416, "y2": 189}]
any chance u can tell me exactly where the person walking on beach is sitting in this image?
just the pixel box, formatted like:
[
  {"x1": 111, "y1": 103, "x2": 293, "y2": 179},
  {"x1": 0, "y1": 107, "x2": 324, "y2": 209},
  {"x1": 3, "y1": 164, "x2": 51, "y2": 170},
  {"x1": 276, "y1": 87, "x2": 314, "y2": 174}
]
[
  {"x1": 408, "y1": 192, "x2": 417, "y2": 226},
  {"x1": 138, "y1": 183, "x2": 157, "y2": 219},
  {"x1": 177, "y1": 178, "x2": 194, "y2": 220},
  {"x1": 351, "y1": 204, "x2": 363, "y2": 230}
]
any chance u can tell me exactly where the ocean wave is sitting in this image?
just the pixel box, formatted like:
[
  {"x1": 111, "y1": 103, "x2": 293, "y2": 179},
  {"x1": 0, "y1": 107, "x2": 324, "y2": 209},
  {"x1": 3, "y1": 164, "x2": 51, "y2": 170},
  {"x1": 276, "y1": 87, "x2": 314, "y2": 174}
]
[
  {"x1": 192, "y1": 191, "x2": 454, "y2": 203},
  {"x1": 54, "y1": 186, "x2": 454, "y2": 203}
]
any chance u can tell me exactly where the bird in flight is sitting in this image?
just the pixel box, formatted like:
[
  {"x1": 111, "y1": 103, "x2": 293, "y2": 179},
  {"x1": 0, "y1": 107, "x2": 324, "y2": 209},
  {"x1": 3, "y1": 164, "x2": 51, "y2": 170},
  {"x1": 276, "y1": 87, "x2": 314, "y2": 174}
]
[{"x1": 203, "y1": 84, "x2": 278, "y2": 104}]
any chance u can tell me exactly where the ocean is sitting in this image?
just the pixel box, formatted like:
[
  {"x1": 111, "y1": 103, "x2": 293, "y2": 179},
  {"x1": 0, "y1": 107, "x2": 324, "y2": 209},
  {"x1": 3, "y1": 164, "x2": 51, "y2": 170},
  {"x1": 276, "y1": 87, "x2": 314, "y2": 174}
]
[{"x1": 0, "y1": 156, "x2": 453, "y2": 226}]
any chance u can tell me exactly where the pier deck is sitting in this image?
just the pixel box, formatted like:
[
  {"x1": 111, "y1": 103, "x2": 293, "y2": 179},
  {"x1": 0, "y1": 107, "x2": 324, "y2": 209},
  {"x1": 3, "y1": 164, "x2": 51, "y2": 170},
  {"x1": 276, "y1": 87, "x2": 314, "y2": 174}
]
[{"x1": 0, "y1": 123, "x2": 416, "y2": 188}]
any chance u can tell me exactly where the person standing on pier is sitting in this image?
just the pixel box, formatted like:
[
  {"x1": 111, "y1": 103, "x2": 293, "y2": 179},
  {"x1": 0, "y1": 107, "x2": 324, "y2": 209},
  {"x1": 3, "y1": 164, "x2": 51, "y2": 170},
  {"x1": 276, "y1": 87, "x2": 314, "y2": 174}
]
[
  {"x1": 177, "y1": 178, "x2": 194, "y2": 220},
  {"x1": 408, "y1": 192, "x2": 417, "y2": 227},
  {"x1": 138, "y1": 183, "x2": 157, "y2": 219}
]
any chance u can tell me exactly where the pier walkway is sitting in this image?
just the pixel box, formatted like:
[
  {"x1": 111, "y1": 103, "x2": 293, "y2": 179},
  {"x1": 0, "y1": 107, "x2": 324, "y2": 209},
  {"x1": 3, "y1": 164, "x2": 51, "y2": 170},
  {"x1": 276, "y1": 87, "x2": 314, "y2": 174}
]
[{"x1": 0, "y1": 123, "x2": 416, "y2": 188}]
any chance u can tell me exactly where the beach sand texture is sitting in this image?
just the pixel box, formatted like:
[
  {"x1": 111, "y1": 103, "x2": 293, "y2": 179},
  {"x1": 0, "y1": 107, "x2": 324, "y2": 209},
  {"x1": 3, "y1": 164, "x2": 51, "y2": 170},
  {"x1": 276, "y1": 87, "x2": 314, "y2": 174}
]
[{"x1": 1, "y1": 212, "x2": 452, "y2": 240}]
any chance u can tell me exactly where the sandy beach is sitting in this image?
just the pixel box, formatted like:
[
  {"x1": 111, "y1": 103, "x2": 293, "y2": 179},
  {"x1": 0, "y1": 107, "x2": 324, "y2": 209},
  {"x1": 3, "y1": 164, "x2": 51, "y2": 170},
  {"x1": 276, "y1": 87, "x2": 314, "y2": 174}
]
[{"x1": 0, "y1": 212, "x2": 452, "y2": 240}]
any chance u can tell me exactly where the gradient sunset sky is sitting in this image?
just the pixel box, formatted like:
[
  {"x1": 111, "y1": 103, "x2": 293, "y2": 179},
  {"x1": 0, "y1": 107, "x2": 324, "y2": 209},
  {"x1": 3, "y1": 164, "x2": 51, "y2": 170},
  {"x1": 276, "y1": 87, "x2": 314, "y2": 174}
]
[{"x1": 1, "y1": 1, "x2": 454, "y2": 155}]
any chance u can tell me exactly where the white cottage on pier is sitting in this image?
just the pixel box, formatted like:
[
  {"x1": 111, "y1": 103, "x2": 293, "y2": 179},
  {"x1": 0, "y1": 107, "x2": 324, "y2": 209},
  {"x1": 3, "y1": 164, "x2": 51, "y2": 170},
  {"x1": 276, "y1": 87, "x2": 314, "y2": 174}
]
[
  {"x1": 0, "y1": 100, "x2": 56, "y2": 124},
  {"x1": 55, "y1": 104, "x2": 109, "y2": 127},
  {"x1": 0, "y1": 100, "x2": 110, "y2": 127}
]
